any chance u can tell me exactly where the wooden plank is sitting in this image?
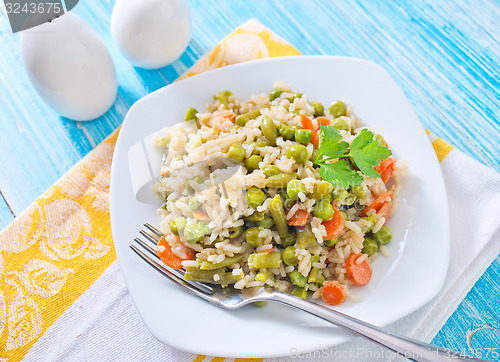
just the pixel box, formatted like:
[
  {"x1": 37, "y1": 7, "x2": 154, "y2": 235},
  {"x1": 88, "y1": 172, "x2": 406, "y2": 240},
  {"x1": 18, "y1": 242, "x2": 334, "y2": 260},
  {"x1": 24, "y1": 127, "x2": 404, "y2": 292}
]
[{"x1": 0, "y1": 193, "x2": 14, "y2": 230}]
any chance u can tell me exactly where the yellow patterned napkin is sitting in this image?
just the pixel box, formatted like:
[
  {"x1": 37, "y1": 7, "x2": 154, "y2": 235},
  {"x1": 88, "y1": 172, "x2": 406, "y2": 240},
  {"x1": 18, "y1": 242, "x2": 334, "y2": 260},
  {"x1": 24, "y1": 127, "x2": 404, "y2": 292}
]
[{"x1": 2, "y1": 19, "x2": 496, "y2": 362}]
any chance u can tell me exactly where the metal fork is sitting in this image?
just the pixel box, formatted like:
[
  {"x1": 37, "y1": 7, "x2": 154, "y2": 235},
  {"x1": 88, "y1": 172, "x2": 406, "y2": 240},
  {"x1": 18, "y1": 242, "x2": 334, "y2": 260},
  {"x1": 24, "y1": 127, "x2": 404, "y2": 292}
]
[{"x1": 131, "y1": 223, "x2": 486, "y2": 362}]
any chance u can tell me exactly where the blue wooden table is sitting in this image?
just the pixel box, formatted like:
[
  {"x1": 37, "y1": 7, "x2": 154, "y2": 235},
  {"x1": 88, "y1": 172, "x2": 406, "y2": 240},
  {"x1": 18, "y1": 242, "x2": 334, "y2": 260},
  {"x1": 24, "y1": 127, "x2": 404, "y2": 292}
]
[{"x1": 1, "y1": 0, "x2": 499, "y2": 358}]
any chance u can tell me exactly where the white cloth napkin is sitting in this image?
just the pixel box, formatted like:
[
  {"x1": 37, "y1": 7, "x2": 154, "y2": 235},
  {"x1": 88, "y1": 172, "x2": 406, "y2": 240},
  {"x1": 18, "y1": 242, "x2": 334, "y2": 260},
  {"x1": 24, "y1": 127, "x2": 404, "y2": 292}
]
[{"x1": 22, "y1": 138, "x2": 500, "y2": 362}]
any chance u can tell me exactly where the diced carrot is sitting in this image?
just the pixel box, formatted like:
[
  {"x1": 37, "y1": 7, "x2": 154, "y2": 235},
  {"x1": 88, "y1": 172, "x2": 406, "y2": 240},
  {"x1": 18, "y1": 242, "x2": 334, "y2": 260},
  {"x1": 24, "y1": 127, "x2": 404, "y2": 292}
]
[
  {"x1": 300, "y1": 114, "x2": 319, "y2": 147},
  {"x1": 193, "y1": 210, "x2": 211, "y2": 221},
  {"x1": 361, "y1": 191, "x2": 393, "y2": 217},
  {"x1": 288, "y1": 209, "x2": 310, "y2": 227},
  {"x1": 322, "y1": 205, "x2": 344, "y2": 240},
  {"x1": 316, "y1": 117, "x2": 330, "y2": 126},
  {"x1": 321, "y1": 280, "x2": 346, "y2": 305},
  {"x1": 345, "y1": 253, "x2": 372, "y2": 286},
  {"x1": 157, "y1": 235, "x2": 195, "y2": 269},
  {"x1": 225, "y1": 113, "x2": 235, "y2": 123},
  {"x1": 375, "y1": 157, "x2": 396, "y2": 183},
  {"x1": 377, "y1": 202, "x2": 391, "y2": 223}
]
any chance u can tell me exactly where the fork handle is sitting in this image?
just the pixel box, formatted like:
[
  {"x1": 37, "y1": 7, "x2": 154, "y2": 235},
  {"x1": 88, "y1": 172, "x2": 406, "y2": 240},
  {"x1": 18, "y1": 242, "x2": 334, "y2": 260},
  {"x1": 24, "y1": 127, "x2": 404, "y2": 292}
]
[{"x1": 271, "y1": 292, "x2": 487, "y2": 362}]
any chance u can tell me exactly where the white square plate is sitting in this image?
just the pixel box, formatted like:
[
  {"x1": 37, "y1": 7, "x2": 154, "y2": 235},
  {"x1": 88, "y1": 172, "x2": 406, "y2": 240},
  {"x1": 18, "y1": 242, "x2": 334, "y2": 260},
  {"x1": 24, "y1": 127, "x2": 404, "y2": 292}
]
[{"x1": 110, "y1": 56, "x2": 450, "y2": 358}]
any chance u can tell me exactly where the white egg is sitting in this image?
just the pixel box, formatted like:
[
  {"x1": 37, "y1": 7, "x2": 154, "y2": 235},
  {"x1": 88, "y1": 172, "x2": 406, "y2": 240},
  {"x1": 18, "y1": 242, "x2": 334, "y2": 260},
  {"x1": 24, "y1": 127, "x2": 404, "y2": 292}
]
[
  {"x1": 111, "y1": 0, "x2": 191, "y2": 69},
  {"x1": 20, "y1": 13, "x2": 117, "y2": 121}
]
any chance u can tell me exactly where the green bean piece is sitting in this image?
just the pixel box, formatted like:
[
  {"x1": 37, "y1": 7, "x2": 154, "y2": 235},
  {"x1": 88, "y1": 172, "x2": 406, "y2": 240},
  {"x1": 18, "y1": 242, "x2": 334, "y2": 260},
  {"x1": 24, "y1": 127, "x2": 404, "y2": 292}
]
[
  {"x1": 184, "y1": 107, "x2": 198, "y2": 122},
  {"x1": 311, "y1": 254, "x2": 320, "y2": 263},
  {"x1": 198, "y1": 221, "x2": 212, "y2": 236},
  {"x1": 282, "y1": 246, "x2": 298, "y2": 266},
  {"x1": 333, "y1": 189, "x2": 349, "y2": 202},
  {"x1": 329, "y1": 101, "x2": 347, "y2": 118},
  {"x1": 261, "y1": 117, "x2": 278, "y2": 146},
  {"x1": 362, "y1": 237, "x2": 378, "y2": 256},
  {"x1": 183, "y1": 223, "x2": 205, "y2": 243},
  {"x1": 307, "y1": 267, "x2": 323, "y2": 284},
  {"x1": 310, "y1": 148, "x2": 319, "y2": 162},
  {"x1": 245, "y1": 227, "x2": 265, "y2": 248},
  {"x1": 213, "y1": 90, "x2": 233, "y2": 108},
  {"x1": 248, "y1": 251, "x2": 282, "y2": 269},
  {"x1": 373, "y1": 225, "x2": 392, "y2": 245},
  {"x1": 269, "y1": 195, "x2": 289, "y2": 238},
  {"x1": 313, "y1": 199, "x2": 334, "y2": 221},
  {"x1": 281, "y1": 229, "x2": 297, "y2": 247},
  {"x1": 255, "y1": 269, "x2": 274, "y2": 282},
  {"x1": 263, "y1": 165, "x2": 280, "y2": 177},
  {"x1": 227, "y1": 144, "x2": 245, "y2": 162},
  {"x1": 245, "y1": 155, "x2": 263, "y2": 171},
  {"x1": 269, "y1": 88, "x2": 283, "y2": 101},
  {"x1": 199, "y1": 254, "x2": 244, "y2": 270},
  {"x1": 360, "y1": 214, "x2": 377, "y2": 233},
  {"x1": 246, "y1": 187, "x2": 266, "y2": 208},
  {"x1": 291, "y1": 287, "x2": 308, "y2": 300},
  {"x1": 278, "y1": 124, "x2": 295, "y2": 140},
  {"x1": 332, "y1": 117, "x2": 349, "y2": 131},
  {"x1": 184, "y1": 267, "x2": 241, "y2": 287},
  {"x1": 313, "y1": 181, "x2": 334, "y2": 200},
  {"x1": 169, "y1": 217, "x2": 186, "y2": 235},
  {"x1": 374, "y1": 134, "x2": 386, "y2": 147},
  {"x1": 350, "y1": 185, "x2": 365, "y2": 199},
  {"x1": 189, "y1": 197, "x2": 201, "y2": 211},
  {"x1": 287, "y1": 179, "x2": 306, "y2": 200},
  {"x1": 296, "y1": 226, "x2": 316, "y2": 249},
  {"x1": 339, "y1": 211, "x2": 348, "y2": 220},
  {"x1": 288, "y1": 270, "x2": 307, "y2": 287},
  {"x1": 257, "y1": 216, "x2": 274, "y2": 229},
  {"x1": 185, "y1": 176, "x2": 203, "y2": 193},
  {"x1": 286, "y1": 144, "x2": 308, "y2": 164},
  {"x1": 289, "y1": 92, "x2": 303, "y2": 103},
  {"x1": 228, "y1": 226, "x2": 243, "y2": 238},
  {"x1": 266, "y1": 173, "x2": 297, "y2": 189},
  {"x1": 283, "y1": 197, "x2": 296, "y2": 209},
  {"x1": 295, "y1": 128, "x2": 312, "y2": 144},
  {"x1": 323, "y1": 237, "x2": 338, "y2": 247},
  {"x1": 311, "y1": 102, "x2": 324, "y2": 117},
  {"x1": 253, "y1": 301, "x2": 269, "y2": 307},
  {"x1": 244, "y1": 211, "x2": 265, "y2": 222},
  {"x1": 235, "y1": 109, "x2": 261, "y2": 127}
]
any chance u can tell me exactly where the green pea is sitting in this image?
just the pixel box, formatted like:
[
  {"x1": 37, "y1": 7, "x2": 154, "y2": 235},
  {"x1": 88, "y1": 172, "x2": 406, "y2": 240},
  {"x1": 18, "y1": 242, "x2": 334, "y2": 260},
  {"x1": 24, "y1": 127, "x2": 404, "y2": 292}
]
[
  {"x1": 184, "y1": 107, "x2": 198, "y2": 122},
  {"x1": 323, "y1": 237, "x2": 338, "y2": 247},
  {"x1": 283, "y1": 197, "x2": 296, "y2": 209},
  {"x1": 333, "y1": 189, "x2": 348, "y2": 202},
  {"x1": 310, "y1": 148, "x2": 319, "y2": 162},
  {"x1": 313, "y1": 181, "x2": 334, "y2": 200},
  {"x1": 312, "y1": 102, "x2": 324, "y2": 117},
  {"x1": 278, "y1": 124, "x2": 295, "y2": 140},
  {"x1": 246, "y1": 187, "x2": 266, "y2": 208},
  {"x1": 311, "y1": 254, "x2": 320, "y2": 263},
  {"x1": 228, "y1": 226, "x2": 243, "y2": 238},
  {"x1": 339, "y1": 211, "x2": 348, "y2": 220},
  {"x1": 295, "y1": 128, "x2": 312, "y2": 144},
  {"x1": 296, "y1": 226, "x2": 316, "y2": 249},
  {"x1": 235, "y1": 109, "x2": 261, "y2": 127},
  {"x1": 245, "y1": 155, "x2": 263, "y2": 171},
  {"x1": 329, "y1": 101, "x2": 346, "y2": 118},
  {"x1": 257, "y1": 216, "x2": 274, "y2": 229},
  {"x1": 373, "y1": 225, "x2": 392, "y2": 245},
  {"x1": 281, "y1": 228, "x2": 297, "y2": 247},
  {"x1": 291, "y1": 287, "x2": 308, "y2": 300},
  {"x1": 374, "y1": 134, "x2": 386, "y2": 147},
  {"x1": 286, "y1": 144, "x2": 308, "y2": 164},
  {"x1": 213, "y1": 90, "x2": 233, "y2": 108},
  {"x1": 289, "y1": 92, "x2": 303, "y2": 103},
  {"x1": 263, "y1": 165, "x2": 280, "y2": 177},
  {"x1": 245, "y1": 227, "x2": 265, "y2": 247},
  {"x1": 342, "y1": 193, "x2": 356, "y2": 206},
  {"x1": 261, "y1": 117, "x2": 278, "y2": 146},
  {"x1": 269, "y1": 88, "x2": 283, "y2": 101},
  {"x1": 189, "y1": 197, "x2": 201, "y2": 211},
  {"x1": 169, "y1": 217, "x2": 186, "y2": 235},
  {"x1": 266, "y1": 173, "x2": 297, "y2": 189},
  {"x1": 288, "y1": 270, "x2": 307, "y2": 287},
  {"x1": 362, "y1": 237, "x2": 378, "y2": 256},
  {"x1": 199, "y1": 221, "x2": 212, "y2": 236},
  {"x1": 350, "y1": 185, "x2": 365, "y2": 199},
  {"x1": 227, "y1": 144, "x2": 245, "y2": 162},
  {"x1": 255, "y1": 269, "x2": 273, "y2": 282},
  {"x1": 185, "y1": 176, "x2": 203, "y2": 193},
  {"x1": 282, "y1": 246, "x2": 298, "y2": 266},
  {"x1": 287, "y1": 179, "x2": 306, "y2": 200},
  {"x1": 360, "y1": 214, "x2": 377, "y2": 233},
  {"x1": 183, "y1": 223, "x2": 204, "y2": 243},
  {"x1": 332, "y1": 117, "x2": 349, "y2": 131},
  {"x1": 313, "y1": 199, "x2": 334, "y2": 221},
  {"x1": 244, "y1": 211, "x2": 265, "y2": 222}
]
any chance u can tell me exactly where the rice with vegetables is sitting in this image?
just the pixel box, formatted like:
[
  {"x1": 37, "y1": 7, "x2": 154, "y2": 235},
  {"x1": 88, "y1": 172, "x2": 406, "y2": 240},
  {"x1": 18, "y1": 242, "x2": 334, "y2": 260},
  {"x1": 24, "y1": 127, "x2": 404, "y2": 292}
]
[{"x1": 153, "y1": 82, "x2": 407, "y2": 305}]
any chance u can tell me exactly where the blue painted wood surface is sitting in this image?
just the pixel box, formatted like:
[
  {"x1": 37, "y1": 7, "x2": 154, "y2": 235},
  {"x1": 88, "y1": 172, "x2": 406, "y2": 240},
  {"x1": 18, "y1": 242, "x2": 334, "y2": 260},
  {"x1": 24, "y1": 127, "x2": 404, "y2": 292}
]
[{"x1": 0, "y1": 0, "x2": 499, "y2": 357}]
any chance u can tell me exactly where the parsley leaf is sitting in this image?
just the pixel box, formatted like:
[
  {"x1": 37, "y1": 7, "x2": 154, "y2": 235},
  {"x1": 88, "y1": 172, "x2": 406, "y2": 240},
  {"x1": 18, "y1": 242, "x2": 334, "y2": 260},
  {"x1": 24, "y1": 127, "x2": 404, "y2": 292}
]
[
  {"x1": 316, "y1": 125, "x2": 349, "y2": 161},
  {"x1": 346, "y1": 129, "x2": 392, "y2": 179},
  {"x1": 318, "y1": 160, "x2": 364, "y2": 189}
]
